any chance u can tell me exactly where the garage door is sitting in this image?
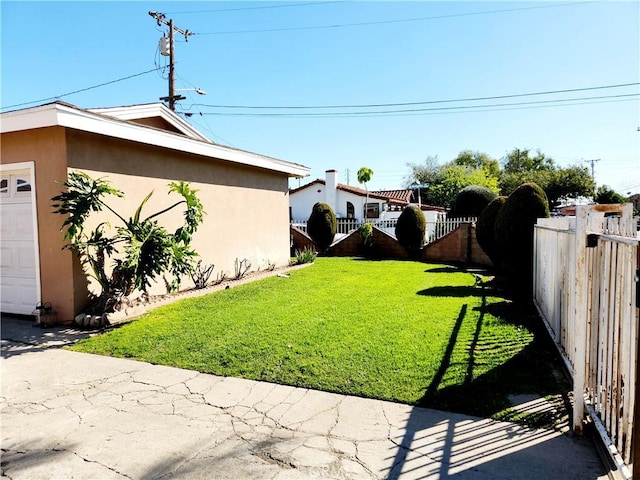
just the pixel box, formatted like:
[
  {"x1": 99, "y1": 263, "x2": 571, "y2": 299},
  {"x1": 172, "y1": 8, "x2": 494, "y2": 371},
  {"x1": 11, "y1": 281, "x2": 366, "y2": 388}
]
[{"x1": 0, "y1": 168, "x2": 39, "y2": 315}]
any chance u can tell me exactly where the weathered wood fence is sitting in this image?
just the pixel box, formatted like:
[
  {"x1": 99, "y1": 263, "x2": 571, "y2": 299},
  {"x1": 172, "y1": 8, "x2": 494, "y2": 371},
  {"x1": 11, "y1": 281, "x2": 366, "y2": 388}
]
[{"x1": 533, "y1": 204, "x2": 639, "y2": 478}]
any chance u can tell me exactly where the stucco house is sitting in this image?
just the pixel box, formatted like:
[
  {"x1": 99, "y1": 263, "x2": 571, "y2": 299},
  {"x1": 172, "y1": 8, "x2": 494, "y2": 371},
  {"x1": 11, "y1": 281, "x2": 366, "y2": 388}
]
[
  {"x1": 0, "y1": 101, "x2": 309, "y2": 322},
  {"x1": 289, "y1": 169, "x2": 412, "y2": 223}
]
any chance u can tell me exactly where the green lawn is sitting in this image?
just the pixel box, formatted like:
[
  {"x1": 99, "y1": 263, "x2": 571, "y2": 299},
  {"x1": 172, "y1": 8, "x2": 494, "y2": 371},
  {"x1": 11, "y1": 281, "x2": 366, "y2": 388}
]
[{"x1": 71, "y1": 258, "x2": 566, "y2": 421}]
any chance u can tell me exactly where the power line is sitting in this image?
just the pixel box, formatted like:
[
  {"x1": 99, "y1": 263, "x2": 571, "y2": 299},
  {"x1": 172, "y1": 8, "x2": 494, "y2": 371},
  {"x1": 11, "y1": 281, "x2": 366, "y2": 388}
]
[
  {"x1": 193, "y1": 93, "x2": 640, "y2": 118},
  {"x1": 1, "y1": 68, "x2": 162, "y2": 111},
  {"x1": 191, "y1": 82, "x2": 639, "y2": 110},
  {"x1": 194, "y1": 1, "x2": 595, "y2": 35},
  {"x1": 165, "y1": 1, "x2": 345, "y2": 15}
]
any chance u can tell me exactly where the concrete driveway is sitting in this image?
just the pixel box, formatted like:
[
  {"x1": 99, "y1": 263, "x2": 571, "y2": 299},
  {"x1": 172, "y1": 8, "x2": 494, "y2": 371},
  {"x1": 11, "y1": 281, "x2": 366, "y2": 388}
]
[{"x1": 1, "y1": 318, "x2": 608, "y2": 479}]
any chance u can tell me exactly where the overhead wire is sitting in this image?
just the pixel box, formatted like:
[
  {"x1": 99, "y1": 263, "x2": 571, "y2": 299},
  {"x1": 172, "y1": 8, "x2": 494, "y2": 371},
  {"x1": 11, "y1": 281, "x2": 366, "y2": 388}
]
[
  {"x1": 165, "y1": 1, "x2": 346, "y2": 15},
  {"x1": 190, "y1": 82, "x2": 639, "y2": 110},
  {"x1": 192, "y1": 93, "x2": 640, "y2": 118},
  {"x1": 193, "y1": 1, "x2": 596, "y2": 36},
  {"x1": 175, "y1": 74, "x2": 236, "y2": 146},
  {"x1": 1, "y1": 67, "x2": 162, "y2": 111}
]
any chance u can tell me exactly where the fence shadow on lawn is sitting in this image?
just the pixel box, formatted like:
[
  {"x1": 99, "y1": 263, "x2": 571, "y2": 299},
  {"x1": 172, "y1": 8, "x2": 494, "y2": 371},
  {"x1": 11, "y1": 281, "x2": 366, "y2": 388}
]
[
  {"x1": 385, "y1": 273, "x2": 575, "y2": 478},
  {"x1": 415, "y1": 273, "x2": 569, "y2": 420}
]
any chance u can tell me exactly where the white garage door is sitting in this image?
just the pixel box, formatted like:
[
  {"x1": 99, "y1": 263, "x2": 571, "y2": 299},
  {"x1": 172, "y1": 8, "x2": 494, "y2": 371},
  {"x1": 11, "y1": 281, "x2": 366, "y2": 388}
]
[{"x1": 0, "y1": 167, "x2": 39, "y2": 315}]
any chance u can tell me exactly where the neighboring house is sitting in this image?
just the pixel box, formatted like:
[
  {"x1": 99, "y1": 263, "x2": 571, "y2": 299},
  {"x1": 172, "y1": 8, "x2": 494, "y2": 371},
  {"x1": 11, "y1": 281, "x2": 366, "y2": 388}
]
[
  {"x1": 289, "y1": 169, "x2": 412, "y2": 223},
  {"x1": 0, "y1": 101, "x2": 309, "y2": 321}
]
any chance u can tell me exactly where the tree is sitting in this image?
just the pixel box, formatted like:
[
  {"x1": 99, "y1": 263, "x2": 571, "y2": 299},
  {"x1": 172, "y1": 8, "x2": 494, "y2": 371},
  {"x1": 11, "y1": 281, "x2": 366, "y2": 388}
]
[
  {"x1": 395, "y1": 205, "x2": 426, "y2": 256},
  {"x1": 52, "y1": 171, "x2": 204, "y2": 315},
  {"x1": 502, "y1": 148, "x2": 555, "y2": 174},
  {"x1": 476, "y1": 196, "x2": 507, "y2": 268},
  {"x1": 495, "y1": 182, "x2": 549, "y2": 295},
  {"x1": 357, "y1": 167, "x2": 374, "y2": 218},
  {"x1": 307, "y1": 202, "x2": 336, "y2": 252},
  {"x1": 594, "y1": 185, "x2": 627, "y2": 204},
  {"x1": 453, "y1": 150, "x2": 501, "y2": 178},
  {"x1": 450, "y1": 185, "x2": 497, "y2": 217},
  {"x1": 405, "y1": 155, "x2": 499, "y2": 208},
  {"x1": 545, "y1": 166, "x2": 595, "y2": 207},
  {"x1": 500, "y1": 148, "x2": 594, "y2": 208}
]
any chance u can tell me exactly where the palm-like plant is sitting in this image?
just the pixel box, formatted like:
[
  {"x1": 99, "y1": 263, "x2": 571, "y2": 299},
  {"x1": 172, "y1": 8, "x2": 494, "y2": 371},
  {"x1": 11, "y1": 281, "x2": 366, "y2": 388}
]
[
  {"x1": 52, "y1": 171, "x2": 204, "y2": 314},
  {"x1": 357, "y1": 167, "x2": 373, "y2": 219}
]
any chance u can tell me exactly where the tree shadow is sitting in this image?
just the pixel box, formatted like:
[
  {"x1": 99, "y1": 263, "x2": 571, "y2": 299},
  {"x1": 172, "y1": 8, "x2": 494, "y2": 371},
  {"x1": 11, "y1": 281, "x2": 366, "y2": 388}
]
[{"x1": 424, "y1": 266, "x2": 461, "y2": 274}]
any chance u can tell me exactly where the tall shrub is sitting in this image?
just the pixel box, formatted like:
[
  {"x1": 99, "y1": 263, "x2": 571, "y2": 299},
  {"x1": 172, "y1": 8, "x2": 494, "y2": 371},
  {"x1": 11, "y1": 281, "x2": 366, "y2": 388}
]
[
  {"x1": 495, "y1": 183, "x2": 549, "y2": 291},
  {"x1": 307, "y1": 202, "x2": 336, "y2": 252},
  {"x1": 450, "y1": 185, "x2": 497, "y2": 217},
  {"x1": 52, "y1": 171, "x2": 204, "y2": 314},
  {"x1": 476, "y1": 196, "x2": 507, "y2": 267},
  {"x1": 395, "y1": 205, "x2": 426, "y2": 255}
]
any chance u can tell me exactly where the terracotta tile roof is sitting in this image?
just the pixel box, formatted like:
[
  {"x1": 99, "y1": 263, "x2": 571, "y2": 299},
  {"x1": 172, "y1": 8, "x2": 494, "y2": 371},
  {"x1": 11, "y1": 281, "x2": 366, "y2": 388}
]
[
  {"x1": 372, "y1": 189, "x2": 412, "y2": 204},
  {"x1": 290, "y1": 179, "x2": 397, "y2": 202}
]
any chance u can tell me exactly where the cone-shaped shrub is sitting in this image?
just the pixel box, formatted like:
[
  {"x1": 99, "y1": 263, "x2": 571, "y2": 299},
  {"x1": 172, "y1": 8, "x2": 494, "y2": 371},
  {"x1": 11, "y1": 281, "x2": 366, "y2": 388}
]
[
  {"x1": 395, "y1": 205, "x2": 426, "y2": 255},
  {"x1": 451, "y1": 185, "x2": 497, "y2": 217},
  {"x1": 476, "y1": 196, "x2": 507, "y2": 267},
  {"x1": 495, "y1": 183, "x2": 549, "y2": 290},
  {"x1": 307, "y1": 202, "x2": 336, "y2": 252}
]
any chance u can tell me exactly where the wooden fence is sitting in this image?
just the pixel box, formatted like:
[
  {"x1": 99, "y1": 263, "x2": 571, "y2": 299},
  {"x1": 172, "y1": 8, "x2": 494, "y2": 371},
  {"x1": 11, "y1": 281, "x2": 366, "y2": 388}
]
[{"x1": 533, "y1": 204, "x2": 639, "y2": 478}]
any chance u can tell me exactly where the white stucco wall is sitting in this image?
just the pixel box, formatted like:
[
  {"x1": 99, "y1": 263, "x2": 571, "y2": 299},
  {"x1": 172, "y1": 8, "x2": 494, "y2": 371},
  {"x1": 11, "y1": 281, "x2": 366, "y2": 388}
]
[{"x1": 290, "y1": 184, "x2": 389, "y2": 223}]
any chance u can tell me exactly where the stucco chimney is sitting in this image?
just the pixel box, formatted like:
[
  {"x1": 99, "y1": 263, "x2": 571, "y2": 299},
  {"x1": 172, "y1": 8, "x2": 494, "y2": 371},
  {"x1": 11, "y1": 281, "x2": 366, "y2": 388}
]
[{"x1": 325, "y1": 169, "x2": 338, "y2": 213}]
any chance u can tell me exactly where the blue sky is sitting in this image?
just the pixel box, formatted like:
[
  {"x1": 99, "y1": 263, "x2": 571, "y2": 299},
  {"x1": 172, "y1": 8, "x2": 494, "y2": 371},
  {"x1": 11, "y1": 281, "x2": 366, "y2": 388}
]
[{"x1": 2, "y1": 1, "x2": 639, "y2": 194}]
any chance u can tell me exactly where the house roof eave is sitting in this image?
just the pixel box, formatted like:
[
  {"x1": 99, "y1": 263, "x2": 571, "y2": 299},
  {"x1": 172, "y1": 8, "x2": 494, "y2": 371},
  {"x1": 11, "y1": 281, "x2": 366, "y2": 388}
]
[{"x1": 1, "y1": 102, "x2": 310, "y2": 178}]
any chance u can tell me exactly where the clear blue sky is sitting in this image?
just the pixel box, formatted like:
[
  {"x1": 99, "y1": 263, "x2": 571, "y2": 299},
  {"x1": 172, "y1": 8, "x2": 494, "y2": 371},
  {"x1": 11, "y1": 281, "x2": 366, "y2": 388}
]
[{"x1": 2, "y1": 1, "x2": 639, "y2": 194}]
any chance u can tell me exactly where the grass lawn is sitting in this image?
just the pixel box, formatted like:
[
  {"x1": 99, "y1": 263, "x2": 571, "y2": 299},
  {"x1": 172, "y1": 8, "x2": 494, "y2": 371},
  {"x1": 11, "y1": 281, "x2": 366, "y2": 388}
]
[{"x1": 71, "y1": 258, "x2": 567, "y2": 422}]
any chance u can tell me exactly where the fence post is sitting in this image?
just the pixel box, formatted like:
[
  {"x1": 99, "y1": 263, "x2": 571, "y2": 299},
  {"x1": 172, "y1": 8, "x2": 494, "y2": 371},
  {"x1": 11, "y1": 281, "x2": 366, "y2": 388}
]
[
  {"x1": 634, "y1": 246, "x2": 640, "y2": 480},
  {"x1": 572, "y1": 205, "x2": 589, "y2": 434}
]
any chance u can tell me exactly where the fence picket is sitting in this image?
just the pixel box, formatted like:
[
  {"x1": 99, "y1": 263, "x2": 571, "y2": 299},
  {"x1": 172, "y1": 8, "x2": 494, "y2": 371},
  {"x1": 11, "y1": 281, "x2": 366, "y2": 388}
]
[
  {"x1": 533, "y1": 204, "x2": 638, "y2": 474},
  {"x1": 291, "y1": 216, "x2": 477, "y2": 245}
]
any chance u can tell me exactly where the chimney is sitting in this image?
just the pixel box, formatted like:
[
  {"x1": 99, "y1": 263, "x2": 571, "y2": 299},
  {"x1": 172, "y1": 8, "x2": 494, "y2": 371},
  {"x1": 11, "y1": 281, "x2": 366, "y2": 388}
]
[{"x1": 325, "y1": 169, "x2": 338, "y2": 213}]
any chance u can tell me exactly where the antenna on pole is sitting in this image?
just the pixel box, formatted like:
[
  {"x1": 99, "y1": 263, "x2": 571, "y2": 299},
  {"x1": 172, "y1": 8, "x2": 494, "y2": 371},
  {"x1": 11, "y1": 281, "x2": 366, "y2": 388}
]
[{"x1": 149, "y1": 11, "x2": 193, "y2": 111}]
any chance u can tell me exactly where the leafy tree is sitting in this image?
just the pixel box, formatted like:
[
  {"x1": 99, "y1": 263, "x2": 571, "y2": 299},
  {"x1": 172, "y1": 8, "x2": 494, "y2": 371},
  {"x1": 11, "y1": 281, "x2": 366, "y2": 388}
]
[
  {"x1": 500, "y1": 149, "x2": 594, "y2": 208},
  {"x1": 307, "y1": 202, "x2": 336, "y2": 252},
  {"x1": 357, "y1": 167, "x2": 374, "y2": 217},
  {"x1": 502, "y1": 148, "x2": 555, "y2": 174},
  {"x1": 52, "y1": 171, "x2": 204, "y2": 314},
  {"x1": 395, "y1": 205, "x2": 426, "y2": 255},
  {"x1": 545, "y1": 166, "x2": 595, "y2": 207},
  {"x1": 495, "y1": 183, "x2": 549, "y2": 295},
  {"x1": 476, "y1": 196, "x2": 507, "y2": 267},
  {"x1": 453, "y1": 150, "x2": 501, "y2": 178},
  {"x1": 405, "y1": 155, "x2": 499, "y2": 208},
  {"x1": 450, "y1": 185, "x2": 497, "y2": 217},
  {"x1": 594, "y1": 185, "x2": 627, "y2": 204}
]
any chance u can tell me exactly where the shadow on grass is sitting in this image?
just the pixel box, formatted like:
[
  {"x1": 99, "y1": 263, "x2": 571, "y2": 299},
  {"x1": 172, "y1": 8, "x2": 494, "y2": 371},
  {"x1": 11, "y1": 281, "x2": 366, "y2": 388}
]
[
  {"x1": 416, "y1": 277, "x2": 568, "y2": 421},
  {"x1": 424, "y1": 266, "x2": 461, "y2": 274}
]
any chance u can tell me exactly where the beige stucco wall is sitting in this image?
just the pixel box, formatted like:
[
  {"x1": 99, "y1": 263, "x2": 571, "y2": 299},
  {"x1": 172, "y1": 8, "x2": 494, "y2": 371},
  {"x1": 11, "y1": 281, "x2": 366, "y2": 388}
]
[
  {"x1": 65, "y1": 129, "x2": 291, "y2": 299},
  {"x1": 1, "y1": 127, "x2": 81, "y2": 322}
]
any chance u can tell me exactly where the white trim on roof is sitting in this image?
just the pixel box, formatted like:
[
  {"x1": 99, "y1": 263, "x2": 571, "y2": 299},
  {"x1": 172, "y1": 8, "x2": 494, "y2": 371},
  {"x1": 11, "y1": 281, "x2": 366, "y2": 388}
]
[
  {"x1": 88, "y1": 103, "x2": 210, "y2": 143},
  {"x1": 1, "y1": 103, "x2": 310, "y2": 178}
]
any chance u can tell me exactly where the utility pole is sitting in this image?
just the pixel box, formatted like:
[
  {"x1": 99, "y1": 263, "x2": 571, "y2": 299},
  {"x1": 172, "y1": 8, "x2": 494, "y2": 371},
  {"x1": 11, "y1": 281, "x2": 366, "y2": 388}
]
[
  {"x1": 345, "y1": 169, "x2": 350, "y2": 185},
  {"x1": 584, "y1": 158, "x2": 601, "y2": 181},
  {"x1": 148, "y1": 11, "x2": 192, "y2": 111}
]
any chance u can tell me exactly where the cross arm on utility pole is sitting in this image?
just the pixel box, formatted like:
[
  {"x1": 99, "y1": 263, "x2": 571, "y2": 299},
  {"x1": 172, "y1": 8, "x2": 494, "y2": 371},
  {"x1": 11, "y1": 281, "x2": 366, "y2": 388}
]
[{"x1": 148, "y1": 11, "x2": 193, "y2": 111}]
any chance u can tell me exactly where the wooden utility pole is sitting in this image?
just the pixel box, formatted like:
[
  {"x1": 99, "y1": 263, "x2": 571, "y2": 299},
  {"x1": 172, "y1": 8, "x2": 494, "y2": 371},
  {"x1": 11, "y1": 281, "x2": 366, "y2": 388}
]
[{"x1": 149, "y1": 12, "x2": 192, "y2": 111}]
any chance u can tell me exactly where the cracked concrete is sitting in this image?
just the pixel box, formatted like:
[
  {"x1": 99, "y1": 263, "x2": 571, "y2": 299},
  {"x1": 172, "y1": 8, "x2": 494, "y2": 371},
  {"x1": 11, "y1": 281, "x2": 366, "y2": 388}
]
[{"x1": 2, "y1": 320, "x2": 608, "y2": 479}]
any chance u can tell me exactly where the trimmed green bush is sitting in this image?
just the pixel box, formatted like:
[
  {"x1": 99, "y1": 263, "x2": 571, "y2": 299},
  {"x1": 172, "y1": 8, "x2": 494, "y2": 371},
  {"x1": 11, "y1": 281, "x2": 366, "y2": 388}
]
[
  {"x1": 476, "y1": 196, "x2": 507, "y2": 267},
  {"x1": 495, "y1": 183, "x2": 549, "y2": 290},
  {"x1": 451, "y1": 185, "x2": 497, "y2": 217},
  {"x1": 395, "y1": 205, "x2": 426, "y2": 255},
  {"x1": 307, "y1": 202, "x2": 336, "y2": 252}
]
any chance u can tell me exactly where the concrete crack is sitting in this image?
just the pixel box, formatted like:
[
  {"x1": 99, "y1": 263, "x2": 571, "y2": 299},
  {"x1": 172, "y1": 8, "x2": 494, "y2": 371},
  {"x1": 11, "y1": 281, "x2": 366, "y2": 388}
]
[
  {"x1": 252, "y1": 451, "x2": 297, "y2": 469},
  {"x1": 70, "y1": 450, "x2": 134, "y2": 479}
]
